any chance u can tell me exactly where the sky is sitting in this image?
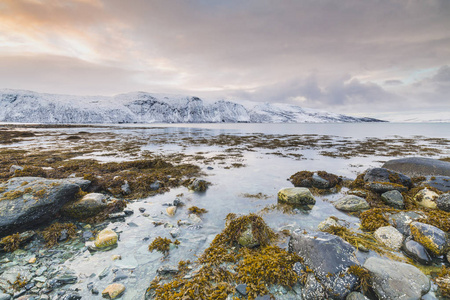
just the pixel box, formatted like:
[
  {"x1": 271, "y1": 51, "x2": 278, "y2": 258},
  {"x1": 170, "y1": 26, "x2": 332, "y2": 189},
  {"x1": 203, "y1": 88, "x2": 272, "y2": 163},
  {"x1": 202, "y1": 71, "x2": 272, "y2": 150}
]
[{"x1": 0, "y1": 0, "x2": 449, "y2": 120}]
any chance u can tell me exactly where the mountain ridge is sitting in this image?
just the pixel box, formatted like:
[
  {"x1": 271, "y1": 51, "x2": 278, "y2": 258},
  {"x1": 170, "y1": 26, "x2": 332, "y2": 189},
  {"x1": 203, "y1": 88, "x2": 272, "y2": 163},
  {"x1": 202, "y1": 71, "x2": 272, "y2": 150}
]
[{"x1": 0, "y1": 89, "x2": 385, "y2": 124}]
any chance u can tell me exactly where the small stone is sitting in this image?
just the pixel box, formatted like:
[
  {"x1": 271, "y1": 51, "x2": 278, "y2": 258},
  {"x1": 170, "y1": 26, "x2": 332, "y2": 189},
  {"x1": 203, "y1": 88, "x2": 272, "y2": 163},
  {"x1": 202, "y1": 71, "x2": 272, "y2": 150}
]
[
  {"x1": 123, "y1": 209, "x2": 133, "y2": 216},
  {"x1": 236, "y1": 284, "x2": 248, "y2": 296},
  {"x1": 414, "y1": 188, "x2": 439, "y2": 209},
  {"x1": 207, "y1": 166, "x2": 214, "y2": 170},
  {"x1": 381, "y1": 190, "x2": 405, "y2": 209},
  {"x1": 112, "y1": 269, "x2": 128, "y2": 282},
  {"x1": 188, "y1": 213, "x2": 202, "y2": 224},
  {"x1": 111, "y1": 255, "x2": 122, "y2": 261},
  {"x1": 333, "y1": 195, "x2": 369, "y2": 211},
  {"x1": 346, "y1": 292, "x2": 370, "y2": 300},
  {"x1": 138, "y1": 207, "x2": 146, "y2": 213},
  {"x1": 238, "y1": 224, "x2": 259, "y2": 248},
  {"x1": 121, "y1": 181, "x2": 131, "y2": 195},
  {"x1": 365, "y1": 181, "x2": 408, "y2": 193},
  {"x1": 318, "y1": 217, "x2": 342, "y2": 232},
  {"x1": 157, "y1": 265, "x2": 179, "y2": 275},
  {"x1": 188, "y1": 179, "x2": 208, "y2": 192},
  {"x1": 94, "y1": 228, "x2": 118, "y2": 248},
  {"x1": 107, "y1": 212, "x2": 126, "y2": 219},
  {"x1": 9, "y1": 165, "x2": 23, "y2": 173},
  {"x1": 28, "y1": 257, "x2": 36, "y2": 264},
  {"x1": 55, "y1": 274, "x2": 78, "y2": 284},
  {"x1": 101, "y1": 283, "x2": 125, "y2": 299},
  {"x1": 166, "y1": 206, "x2": 177, "y2": 217},
  {"x1": 98, "y1": 267, "x2": 110, "y2": 279},
  {"x1": 170, "y1": 228, "x2": 181, "y2": 238},
  {"x1": 277, "y1": 187, "x2": 315, "y2": 205},
  {"x1": 373, "y1": 226, "x2": 404, "y2": 250},
  {"x1": 34, "y1": 276, "x2": 47, "y2": 283},
  {"x1": 150, "y1": 181, "x2": 161, "y2": 191},
  {"x1": 173, "y1": 198, "x2": 184, "y2": 207}
]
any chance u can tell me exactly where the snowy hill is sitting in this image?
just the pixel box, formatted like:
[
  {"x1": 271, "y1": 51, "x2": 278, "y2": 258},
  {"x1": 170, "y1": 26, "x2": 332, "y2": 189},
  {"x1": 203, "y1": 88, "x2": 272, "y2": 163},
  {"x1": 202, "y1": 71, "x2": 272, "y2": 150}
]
[{"x1": 0, "y1": 89, "x2": 383, "y2": 124}]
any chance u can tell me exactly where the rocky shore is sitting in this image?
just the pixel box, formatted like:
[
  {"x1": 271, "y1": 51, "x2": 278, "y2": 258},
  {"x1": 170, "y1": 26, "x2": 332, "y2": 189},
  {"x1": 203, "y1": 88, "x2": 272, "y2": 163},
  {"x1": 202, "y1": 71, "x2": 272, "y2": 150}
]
[{"x1": 0, "y1": 156, "x2": 449, "y2": 299}]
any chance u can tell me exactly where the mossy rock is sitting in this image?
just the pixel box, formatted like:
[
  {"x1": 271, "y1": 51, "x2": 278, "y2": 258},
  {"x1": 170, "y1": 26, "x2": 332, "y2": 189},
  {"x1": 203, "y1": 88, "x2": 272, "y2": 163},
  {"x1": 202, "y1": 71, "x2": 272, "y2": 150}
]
[
  {"x1": 94, "y1": 228, "x2": 118, "y2": 249},
  {"x1": 61, "y1": 192, "x2": 108, "y2": 219},
  {"x1": 334, "y1": 195, "x2": 369, "y2": 212},
  {"x1": 277, "y1": 187, "x2": 315, "y2": 206}
]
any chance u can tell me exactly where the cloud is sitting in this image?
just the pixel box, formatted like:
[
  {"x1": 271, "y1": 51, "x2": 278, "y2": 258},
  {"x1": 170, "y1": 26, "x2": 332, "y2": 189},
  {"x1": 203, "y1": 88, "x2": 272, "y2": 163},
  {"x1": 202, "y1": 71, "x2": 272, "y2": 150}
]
[{"x1": 384, "y1": 80, "x2": 403, "y2": 86}]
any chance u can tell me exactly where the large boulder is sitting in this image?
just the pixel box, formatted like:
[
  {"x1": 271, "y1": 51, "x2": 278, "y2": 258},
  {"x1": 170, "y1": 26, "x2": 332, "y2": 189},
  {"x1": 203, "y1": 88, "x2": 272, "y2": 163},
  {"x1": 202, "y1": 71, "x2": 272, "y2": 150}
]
[
  {"x1": 364, "y1": 168, "x2": 412, "y2": 188},
  {"x1": 410, "y1": 222, "x2": 448, "y2": 256},
  {"x1": 0, "y1": 177, "x2": 90, "y2": 237},
  {"x1": 437, "y1": 193, "x2": 450, "y2": 211},
  {"x1": 423, "y1": 176, "x2": 450, "y2": 192},
  {"x1": 289, "y1": 230, "x2": 359, "y2": 299},
  {"x1": 333, "y1": 195, "x2": 369, "y2": 212},
  {"x1": 278, "y1": 187, "x2": 315, "y2": 205},
  {"x1": 364, "y1": 257, "x2": 430, "y2": 299},
  {"x1": 61, "y1": 193, "x2": 108, "y2": 219},
  {"x1": 382, "y1": 157, "x2": 450, "y2": 177}
]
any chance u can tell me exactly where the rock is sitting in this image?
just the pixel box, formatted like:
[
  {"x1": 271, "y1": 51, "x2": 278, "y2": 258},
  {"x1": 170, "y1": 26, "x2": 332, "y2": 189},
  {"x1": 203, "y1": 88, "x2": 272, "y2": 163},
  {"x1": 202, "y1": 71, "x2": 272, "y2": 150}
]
[
  {"x1": 333, "y1": 195, "x2": 369, "y2": 212},
  {"x1": 188, "y1": 213, "x2": 202, "y2": 224},
  {"x1": 373, "y1": 226, "x2": 404, "y2": 250},
  {"x1": 238, "y1": 224, "x2": 259, "y2": 248},
  {"x1": 111, "y1": 255, "x2": 121, "y2": 261},
  {"x1": 121, "y1": 181, "x2": 131, "y2": 195},
  {"x1": 0, "y1": 230, "x2": 35, "y2": 251},
  {"x1": 188, "y1": 179, "x2": 208, "y2": 192},
  {"x1": 102, "y1": 283, "x2": 125, "y2": 299},
  {"x1": 388, "y1": 211, "x2": 423, "y2": 236},
  {"x1": 173, "y1": 198, "x2": 184, "y2": 206},
  {"x1": 277, "y1": 187, "x2": 315, "y2": 205},
  {"x1": 414, "y1": 188, "x2": 439, "y2": 209},
  {"x1": 166, "y1": 206, "x2": 177, "y2": 217},
  {"x1": 61, "y1": 193, "x2": 108, "y2": 219},
  {"x1": 170, "y1": 228, "x2": 180, "y2": 238},
  {"x1": 364, "y1": 167, "x2": 412, "y2": 188},
  {"x1": 236, "y1": 284, "x2": 248, "y2": 296},
  {"x1": 9, "y1": 165, "x2": 23, "y2": 173},
  {"x1": 157, "y1": 265, "x2": 179, "y2": 275},
  {"x1": 0, "y1": 293, "x2": 11, "y2": 300},
  {"x1": 289, "y1": 230, "x2": 359, "y2": 299},
  {"x1": 0, "y1": 177, "x2": 90, "y2": 237},
  {"x1": 94, "y1": 228, "x2": 118, "y2": 248},
  {"x1": 364, "y1": 257, "x2": 430, "y2": 299},
  {"x1": 410, "y1": 222, "x2": 448, "y2": 256},
  {"x1": 28, "y1": 257, "x2": 36, "y2": 264},
  {"x1": 436, "y1": 193, "x2": 450, "y2": 211},
  {"x1": 381, "y1": 190, "x2": 404, "y2": 209},
  {"x1": 138, "y1": 207, "x2": 146, "y2": 213},
  {"x1": 112, "y1": 269, "x2": 128, "y2": 282},
  {"x1": 301, "y1": 273, "x2": 326, "y2": 299},
  {"x1": 402, "y1": 238, "x2": 432, "y2": 265},
  {"x1": 318, "y1": 217, "x2": 343, "y2": 232},
  {"x1": 364, "y1": 181, "x2": 408, "y2": 193},
  {"x1": 346, "y1": 292, "x2": 369, "y2": 300},
  {"x1": 382, "y1": 157, "x2": 450, "y2": 177},
  {"x1": 149, "y1": 181, "x2": 161, "y2": 191},
  {"x1": 423, "y1": 176, "x2": 450, "y2": 192},
  {"x1": 55, "y1": 274, "x2": 78, "y2": 284}
]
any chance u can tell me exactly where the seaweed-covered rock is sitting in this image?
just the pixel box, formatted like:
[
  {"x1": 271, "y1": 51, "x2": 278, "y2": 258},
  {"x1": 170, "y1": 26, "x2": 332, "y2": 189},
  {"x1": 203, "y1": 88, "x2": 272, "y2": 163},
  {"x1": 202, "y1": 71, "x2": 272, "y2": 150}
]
[
  {"x1": 414, "y1": 188, "x2": 439, "y2": 209},
  {"x1": 290, "y1": 170, "x2": 340, "y2": 189},
  {"x1": 277, "y1": 187, "x2": 315, "y2": 205},
  {"x1": 382, "y1": 157, "x2": 450, "y2": 177},
  {"x1": 333, "y1": 195, "x2": 369, "y2": 212},
  {"x1": 187, "y1": 178, "x2": 209, "y2": 192},
  {"x1": 94, "y1": 228, "x2": 118, "y2": 248},
  {"x1": 410, "y1": 222, "x2": 448, "y2": 256},
  {"x1": 61, "y1": 193, "x2": 108, "y2": 219},
  {"x1": 373, "y1": 226, "x2": 404, "y2": 250},
  {"x1": 9, "y1": 165, "x2": 23, "y2": 174},
  {"x1": 318, "y1": 217, "x2": 343, "y2": 232},
  {"x1": 364, "y1": 257, "x2": 430, "y2": 299},
  {"x1": 301, "y1": 273, "x2": 326, "y2": 299},
  {"x1": 402, "y1": 238, "x2": 432, "y2": 265},
  {"x1": 423, "y1": 176, "x2": 450, "y2": 192},
  {"x1": 381, "y1": 190, "x2": 404, "y2": 209},
  {"x1": 364, "y1": 167, "x2": 412, "y2": 188},
  {"x1": 289, "y1": 230, "x2": 359, "y2": 299},
  {"x1": 0, "y1": 177, "x2": 89, "y2": 237},
  {"x1": 365, "y1": 181, "x2": 408, "y2": 193},
  {"x1": 437, "y1": 193, "x2": 450, "y2": 212}
]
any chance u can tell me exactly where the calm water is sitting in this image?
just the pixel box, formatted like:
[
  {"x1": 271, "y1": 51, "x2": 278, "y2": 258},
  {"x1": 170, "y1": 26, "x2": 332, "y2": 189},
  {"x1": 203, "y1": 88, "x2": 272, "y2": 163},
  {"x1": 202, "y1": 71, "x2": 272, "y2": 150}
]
[{"x1": 5, "y1": 123, "x2": 449, "y2": 299}]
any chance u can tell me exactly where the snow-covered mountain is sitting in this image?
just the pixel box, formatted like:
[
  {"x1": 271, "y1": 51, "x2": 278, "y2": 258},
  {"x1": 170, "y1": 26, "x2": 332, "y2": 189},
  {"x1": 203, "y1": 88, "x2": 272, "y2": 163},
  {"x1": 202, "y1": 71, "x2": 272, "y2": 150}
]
[{"x1": 0, "y1": 89, "x2": 383, "y2": 124}]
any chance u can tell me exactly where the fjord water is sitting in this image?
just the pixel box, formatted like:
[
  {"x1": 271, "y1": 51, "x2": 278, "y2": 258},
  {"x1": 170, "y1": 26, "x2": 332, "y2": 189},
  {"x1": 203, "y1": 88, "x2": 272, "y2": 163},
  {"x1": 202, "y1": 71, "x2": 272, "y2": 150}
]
[{"x1": 52, "y1": 123, "x2": 449, "y2": 299}]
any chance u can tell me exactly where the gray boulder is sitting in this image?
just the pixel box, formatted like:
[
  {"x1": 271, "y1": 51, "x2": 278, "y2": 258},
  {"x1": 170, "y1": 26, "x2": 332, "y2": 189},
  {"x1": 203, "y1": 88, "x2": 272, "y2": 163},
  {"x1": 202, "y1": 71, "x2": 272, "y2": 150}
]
[
  {"x1": 381, "y1": 190, "x2": 404, "y2": 209},
  {"x1": 364, "y1": 257, "x2": 430, "y2": 299},
  {"x1": 289, "y1": 230, "x2": 359, "y2": 299},
  {"x1": 388, "y1": 211, "x2": 423, "y2": 236},
  {"x1": 0, "y1": 177, "x2": 89, "y2": 237},
  {"x1": 364, "y1": 167, "x2": 412, "y2": 188},
  {"x1": 383, "y1": 157, "x2": 450, "y2": 177},
  {"x1": 61, "y1": 193, "x2": 108, "y2": 219},
  {"x1": 402, "y1": 238, "x2": 432, "y2": 265},
  {"x1": 373, "y1": 226, "x2": 404, "y2": 250},
  {"x1": 333, "y1": 195, "x2": 369, "y2": 212},
  {"x1": 364, "y1": 181, "x2": 408, "y2": 193},
  {"x1": 436, "y1": 193, "x2": 450, "y2": 211}
]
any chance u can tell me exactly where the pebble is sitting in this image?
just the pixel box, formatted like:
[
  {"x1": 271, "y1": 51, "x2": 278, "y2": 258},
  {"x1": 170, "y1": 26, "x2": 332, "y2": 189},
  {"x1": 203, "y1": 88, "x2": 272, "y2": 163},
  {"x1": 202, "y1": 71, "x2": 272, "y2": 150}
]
[
  {"x1": 94, "y1": 228, "x2": 118, "y2": 248},
  {"x1": 111, "y1": 255, "x2": 122, "y2": 261},
  {"x1": 138, "y1": 207, "x2": 146, "y2": 213},
  {"x1": 166, "y1": 206, "x2": 177, "y2": 217},
  {"x1": 28, "y1": 257, "x2": 36, "y2": 264},
  {"x1": 236, "y1": 284, "x2": 248, "y2": 296},
  {"x1": 102, "y1": 283, "x2": 126, "y2": 299}
]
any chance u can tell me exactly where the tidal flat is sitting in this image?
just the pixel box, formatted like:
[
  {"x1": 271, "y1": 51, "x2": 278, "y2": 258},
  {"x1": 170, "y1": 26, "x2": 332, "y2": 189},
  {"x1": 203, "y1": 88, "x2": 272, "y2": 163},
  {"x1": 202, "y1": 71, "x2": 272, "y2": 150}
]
[{"x1": 0, "y1": 123, "x2": 450, "y2": 299}]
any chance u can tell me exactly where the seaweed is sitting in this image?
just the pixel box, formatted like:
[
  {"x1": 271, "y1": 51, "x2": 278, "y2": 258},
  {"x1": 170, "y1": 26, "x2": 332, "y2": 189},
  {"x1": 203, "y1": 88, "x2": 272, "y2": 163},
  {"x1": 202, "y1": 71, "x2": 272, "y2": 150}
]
[
  {"x1": 347, "y1": 265, "x2": 371, "y2": 293},
  {"x1": 359, "y1": 208, "x2": 391, "y2": 231},
  {"x1": 148, "y1": 237, "x2": 179, "y2": 256},
  {"x1": 40, "y1": 222, "x2": 77, "y2": 247},
  {"x1": 188, "y1": 206, "x2": 208, "y2": 216},
  {"x1": 0, "y1": 233, "x2": 21, "y2": 252},
  {"x1": 434, "y1": 266, "x2": 450, "y2": 298}
]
